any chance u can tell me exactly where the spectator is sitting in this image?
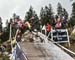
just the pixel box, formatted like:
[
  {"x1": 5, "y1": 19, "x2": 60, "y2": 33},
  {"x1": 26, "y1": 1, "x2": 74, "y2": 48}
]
[
  {"x1": 55, "y1": 18, "x2": 62, "y2": 29},
  {"x1": 46, "y1": 22, "x2": 52, "y2": 36}
]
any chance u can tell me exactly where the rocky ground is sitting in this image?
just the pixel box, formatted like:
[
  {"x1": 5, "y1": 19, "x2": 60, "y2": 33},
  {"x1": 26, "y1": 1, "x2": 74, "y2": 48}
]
[{"x1": 0, "y1": 40, "x2": 11, "y2": 60}]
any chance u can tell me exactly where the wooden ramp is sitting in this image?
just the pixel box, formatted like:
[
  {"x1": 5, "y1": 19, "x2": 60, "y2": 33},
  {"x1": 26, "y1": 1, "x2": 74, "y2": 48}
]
[
  {"x1": 19, "y1": 32, "x2": 74, "y2": 60},
  {"x1": 20, "y1": 42, "x2": 50, "y2": 60}
]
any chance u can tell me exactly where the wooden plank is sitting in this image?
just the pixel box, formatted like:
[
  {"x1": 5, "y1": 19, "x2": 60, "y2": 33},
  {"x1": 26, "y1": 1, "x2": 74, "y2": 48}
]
[
  {"x1": 19, "y1": 32, "x2": 74, "y2": 60},
  {"x1": 20, "y1": 42, "x2": 49, "y2": 60}
]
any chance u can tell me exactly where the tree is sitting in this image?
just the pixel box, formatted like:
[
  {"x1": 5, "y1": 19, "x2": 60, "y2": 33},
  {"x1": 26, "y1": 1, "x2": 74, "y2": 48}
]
[
  {"x1": 40, "y1": 7, "x2": 45, "y2": 25},
  {"x1": 13, "y1": 13, "x2": 17, "y2": 21},
  {"x1": 25, "y1": 6, "x2": 40, "y2": 30},
  {"x1": 0, "y1": 19, "x2": 9, "y2": 42},
  {"x1": 62, "y1": 8, "x2": 68, "y2": 20},
  {"x1": 25, "y1": 6, "x2": 34, "y2": 22},
  {"x1": 48, "y1": 4, "x2": 54, "y2": 19},
  {"x1": 40, "y1": 4, "x2": 54, "y2": 25},
  {"x1": 47, "y1": 4, "x2": 54, "y2": 25},
  {"x1": 69, "y1": 2, "x2": 75, "y2": 27},
  {"x1": 6, "y1": 20, "x2": 9, "y2": 29},
  {"x1": 0, "y1": 17, "x2": 2, "y2": 32},
  {"x1": 44, "y1": 6, "x2": 49, "y2": 24},
  {"x1": 57, "y1": 2, "x2": 63, "y2": 17}
]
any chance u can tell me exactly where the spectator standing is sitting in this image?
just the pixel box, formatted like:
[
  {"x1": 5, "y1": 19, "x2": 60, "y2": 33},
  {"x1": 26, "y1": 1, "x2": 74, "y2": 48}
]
[{"x1": 46, "y1": 22, "x2": 52, "y2": 36}]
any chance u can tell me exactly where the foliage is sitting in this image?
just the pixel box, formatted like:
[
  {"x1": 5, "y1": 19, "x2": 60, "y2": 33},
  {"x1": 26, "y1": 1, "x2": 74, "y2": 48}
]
[
  {"x1": 25, "y1": 6, "x2": 40, "y2": 30},
  {"x1": 40, "y1": 4, "x2": 54, "y2": 25},
  {"x1": 68, "y1": 2, "x2": 75, "y2": 27},
  {"x1": 62, "y1": 8, "x2": 68, "y2": 20},
  {"x1": 57, "y1": 2, "x2": 63, "y2": 16}
]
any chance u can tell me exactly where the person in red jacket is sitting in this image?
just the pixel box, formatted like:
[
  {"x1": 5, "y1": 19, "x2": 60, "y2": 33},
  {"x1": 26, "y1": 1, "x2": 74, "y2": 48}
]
[{"x1": 46, "y1": 22, "x2": 52, "y2": 36}]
